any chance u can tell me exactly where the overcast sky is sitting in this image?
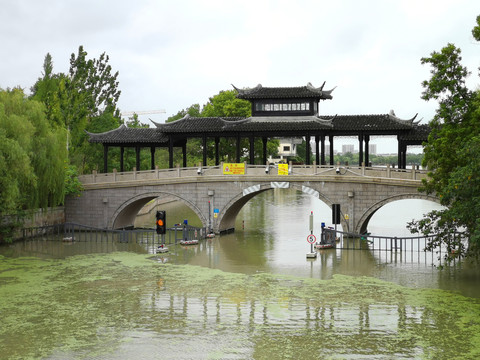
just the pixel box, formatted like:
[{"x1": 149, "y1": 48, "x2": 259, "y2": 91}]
[{"x1": 1, "y1": 0, "x2": 479, "y2": 152}]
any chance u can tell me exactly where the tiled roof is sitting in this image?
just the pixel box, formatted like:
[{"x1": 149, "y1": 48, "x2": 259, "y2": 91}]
[
  {"x1": 234, "y1": 82, "x2": 334, "y2": 100},
  {"x1": 152, "y1": 116, "x2": 247, "y2": 133},
  {"x1": 87, "y1": 124, "x2": 168, "y2": 144},
  {"x1": 320, "y1": 111, "x2": 419, "y2": 132},
  {"x1": 88, "y1": 113, "x2": 429, "y2": 144},
  {"x1": 152, "y1": 114, "x2": 333, "y2": 133}
]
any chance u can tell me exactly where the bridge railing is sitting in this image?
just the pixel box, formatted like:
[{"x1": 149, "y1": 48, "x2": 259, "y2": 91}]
[{"x1": 78, "y1": 163, "x2": 428, "y2": 184}]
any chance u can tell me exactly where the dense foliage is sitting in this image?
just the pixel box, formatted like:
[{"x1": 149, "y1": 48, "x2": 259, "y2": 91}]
[{"x1": 407, "y1": 15, "x2": 480, "y2": 261}]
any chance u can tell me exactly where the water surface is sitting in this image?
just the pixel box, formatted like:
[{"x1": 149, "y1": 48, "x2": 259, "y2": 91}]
[{"x1": 1, "y1": 189, "x2": 479, "y2": 359}]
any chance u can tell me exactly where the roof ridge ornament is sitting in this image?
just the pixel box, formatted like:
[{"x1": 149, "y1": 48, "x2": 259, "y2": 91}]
[
  {"x1": 232, "y1": 83, "x2": 262, "y2": 95},
  {"x1": 388, "y1": 110, "x2": 418, "y2": 125},
  {"x1": 220, "y1": 117, "x2": 251, "y2": 128},
  {"x1": 153, "y1": 113, "x2": 191, "y2": 128},
  {"x1": 317, "y1": 114, "x2": 338, "y2": 122},
  {"x1": 85, "y1": 123, "x2": 127, "y2": 136},
  {"x1": 313, "y1": 114, "x2": 335, "y2": 127}
]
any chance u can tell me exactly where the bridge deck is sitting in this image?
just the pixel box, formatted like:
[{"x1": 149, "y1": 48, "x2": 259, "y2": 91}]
[{"x1": 79, "y1": 164, "x2": 427, "y2": 187}]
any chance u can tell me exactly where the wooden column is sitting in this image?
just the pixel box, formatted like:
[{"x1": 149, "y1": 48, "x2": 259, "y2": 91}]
[
  {"x1": 358, "y1": 134, "x2": 364, "y2": 166},
  {"x1": 236, "y1": 136, "x2": 241, "y2": 163},
  {"x1": 103, "y1": 145, "x2": 108, "y2": 173},
  {"x1": 364, "y1": 135, "x2": 370, "y2": 166},
  {"x1": 262, "y1": 137, "x2": 268, "y2": 165},
  {"x1": 120, "y1": 147, "x2": 124, "y2": 172},
  {"x1": 135, "y1": 146, "x2": 141, "y2": 171},
  {"x1": 215, "y1": 137, "x2": 220, "y2": 165},
  {"x1": 305, "y1": 134, "x2": 311, "y2": 165},
  {"x1": 150, "y1": 146, "x2": 155, "y2": 170},
  {"x1": 202, "y1": 135, "x2": 207, "y2": 167},
  {"x1": 329, "y1": 135, "x2": 334, "y2": 165},
  {"x1": 249, "y1": 135, "x2": 255, "y2": 165},
  {"x1": 168, "y1": 136, "x2": 174, "y2": 168},
  {"x1": 320, "y1": 135, "x2": 326, "y2": 165},
  {"x1": 315, "y1": 135, "x2": 320, "y2": 166},
  {"x1": 397, "y1": 136, "x2": 402, "y2": 169},
  {"x1": 182, "y1": 142, "x2": 187, "y2": 167}
]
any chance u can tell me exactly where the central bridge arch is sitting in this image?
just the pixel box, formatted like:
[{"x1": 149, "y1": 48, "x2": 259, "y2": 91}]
[{"x1": 217, "y1": 182, "x2": 349, "y2": 233}]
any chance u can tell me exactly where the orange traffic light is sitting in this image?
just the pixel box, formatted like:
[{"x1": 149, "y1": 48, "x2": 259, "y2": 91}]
[{"x1": 156, "y1": 211, "x2": 166, "y2": 234}]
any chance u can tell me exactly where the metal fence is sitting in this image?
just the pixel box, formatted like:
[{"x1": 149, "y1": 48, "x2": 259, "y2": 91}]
[
  {"x1": 21, "y1": 222, "x2": 207, "y2": 245},
  {"x1": 322, "y1": 227, "x2": 441, "y2": 253}
]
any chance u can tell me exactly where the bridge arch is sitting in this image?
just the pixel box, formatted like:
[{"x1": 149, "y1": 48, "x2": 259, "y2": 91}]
[
  {"x1": 355, "y1": 193, "x2": 441, "y2": 234},
  {"x1": 110, "y1": 191, "x2": 207, "y2": 229},
  {"x1": 216, "y1": 182, "x2": 347, "y2": 233}
]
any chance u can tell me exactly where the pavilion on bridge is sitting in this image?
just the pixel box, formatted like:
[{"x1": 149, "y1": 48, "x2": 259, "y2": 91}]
[{"x1": 87, "y1": 82, "x2": 429, "y2": 172}]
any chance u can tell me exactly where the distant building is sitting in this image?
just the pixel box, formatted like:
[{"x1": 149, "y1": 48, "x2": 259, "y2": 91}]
[
  {"x1": 369, "y1": 144, "x2": 377, "y2": 155},
  {"x1": 342, "y1": 144, "x2": 355, "y2": 154},
  {"x1": 268, "y1": 138, "x2": 303, "y2": 163}
]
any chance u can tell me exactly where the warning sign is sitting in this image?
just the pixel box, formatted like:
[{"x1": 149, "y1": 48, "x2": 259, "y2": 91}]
[
  {"x1": 223, "y1": 163, "x2": 245, "y2": 175},
  {"x1": 278, "y1": 163, "x2": 289, "y2": 175}
]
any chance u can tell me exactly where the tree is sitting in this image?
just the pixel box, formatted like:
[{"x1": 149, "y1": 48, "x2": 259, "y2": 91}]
[
  {"x1": 31, "y1": 47, "x2": 122, "y2": 173},
  {"x1": 407, "y1": 16, "x2": 480, "y2": 261},
  {"x1": 0, "y1": 88, "x2": 67, "y2": 241},
  {"x1": 30, "y1": 53, "x2": 66, "y2": 127}
]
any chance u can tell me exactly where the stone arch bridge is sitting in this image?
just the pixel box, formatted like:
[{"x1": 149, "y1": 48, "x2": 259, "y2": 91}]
[{"x1": 65, "y1": 164, "x2": 438, "y2": 235}]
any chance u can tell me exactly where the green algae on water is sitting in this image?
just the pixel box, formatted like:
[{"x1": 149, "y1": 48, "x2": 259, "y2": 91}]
[{"x1": 1, "y1": 252, "x2": 480, "y2": 359}]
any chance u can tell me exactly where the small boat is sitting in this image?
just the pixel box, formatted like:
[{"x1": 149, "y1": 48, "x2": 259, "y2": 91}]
[
  {"x1": 315, "y1": 243, "x2": 335, "y2": 249},
  {"x1": 180, "y1": 239, "x2": 199, "y2": 246},
  {"x1": 156, "y1": 245, "x2": 169, "y2": 253},
  {"x1": 206, "y1": 233, "x2": 215, "y2": 238},
  {"x1": 62, "y1": 237, "x2": 74, "y2": 242}
]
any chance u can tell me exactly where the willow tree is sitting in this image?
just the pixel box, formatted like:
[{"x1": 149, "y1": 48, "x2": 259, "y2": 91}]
[
  {"x1": 0, "y1": 88, "x2": 67, "y2": 241},
  {"x1": 408, "y1": 15, "x2": 480, "y2": 261}
]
